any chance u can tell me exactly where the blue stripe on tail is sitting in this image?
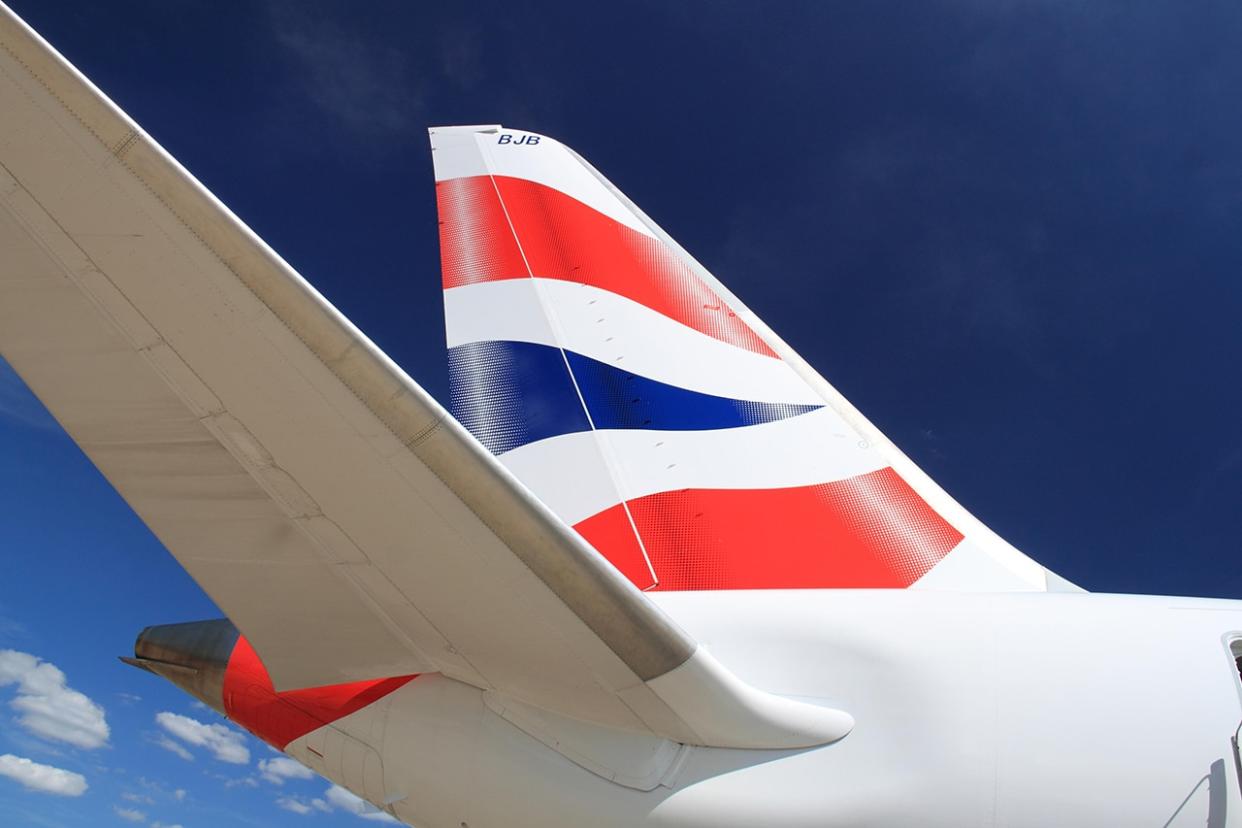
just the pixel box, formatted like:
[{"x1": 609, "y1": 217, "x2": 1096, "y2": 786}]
[{"x1": 449, "y1": 340, "x2": 821, "y2": 455}]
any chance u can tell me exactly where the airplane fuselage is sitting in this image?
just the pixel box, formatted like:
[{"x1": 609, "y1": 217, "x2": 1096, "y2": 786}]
[{"x1": 272, "y1": 590, "x2": 1242, "y2": 827}]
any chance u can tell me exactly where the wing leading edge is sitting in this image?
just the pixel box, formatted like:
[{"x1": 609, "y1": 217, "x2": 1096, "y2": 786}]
[{"x1": 0, "y1": 3, "x2": 849, "y2": 749}]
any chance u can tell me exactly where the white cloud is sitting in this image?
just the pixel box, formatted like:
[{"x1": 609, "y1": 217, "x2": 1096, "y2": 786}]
[
  {"x1": 155, "y1": 735, "x2": 193, "y2": 762},
  {"x1": 152, "y1": 823, "x2": 185, "y2": 828},
  {"x1": 122, "y1": 792, "x2": 155, "y2": 805},
  {"x1": 0, "y1": 615, "x2": 27, "y2": 641},
  {"x1": 324, "y1": 784, "x2": 399, "y2": 822},
  {"x1": 0, "y1": 754, "x2": 88, "y2": 797},
  {"x1": 266, "y1": 3, "x2": 422, "y2": 144},
  {"x1": 277, "y1": 796, "x2": 314, "y2": 815},
  {"x1": 259, "y1": 757, "x2": 314, "y2": 785},
  {"x1": 134, "y1": 775, "x2": 187, "y2": 802},
  {"x1": 155, "y1": 712, "x2": 249, "y2": 764},
  {"x1": 113, "y1": 805, "x2": 146, "y2": 822},
  {"x1": 0, "y1": 650, "x2": 109, "y2": 749},
  {"x1": 276, "y1": 785, "x2": 391, "y2": 821},
  {"x1": 324, "y1": 784, "x2": 362, "y2": 811}
]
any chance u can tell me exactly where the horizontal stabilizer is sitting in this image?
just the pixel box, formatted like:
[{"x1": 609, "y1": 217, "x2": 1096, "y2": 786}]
[{"x1": 0, "y1": 3, "x2": 849, "y2": 750}]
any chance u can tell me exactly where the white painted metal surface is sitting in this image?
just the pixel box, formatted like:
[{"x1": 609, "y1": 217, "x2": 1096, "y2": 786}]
[
  {"x1": 285, "y1": 591, "x2": 1242, "y2": 826},
  {"x1": 445, "y1": 278, "x2": 822, "y2": 403},
  {"x1": 431, "y1": 125, "x2": 657, "y2": 238},
  {"x1": 2, "y1": 4, "x2": 1240, "y2": 827},
  {"x1": 498, "y1": 411, "x2": 887, "y2": 527}
]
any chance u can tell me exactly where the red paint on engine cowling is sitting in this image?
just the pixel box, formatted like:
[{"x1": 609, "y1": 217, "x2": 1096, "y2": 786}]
[{"x1": 222, "y1": 635, "x2": 416, "y2": 750}]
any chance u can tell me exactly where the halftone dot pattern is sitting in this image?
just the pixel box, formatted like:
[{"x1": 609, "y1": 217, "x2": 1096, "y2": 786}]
[
  {"x1": 617, "y1": 228, "x2": 775, "y2": 357},
  {"x1": 448, "y1": 341, "x2": 589, "y2": 455},
  {"x1": 437, "y1": 175, "x2": 775, "y2": 357},
  {"x1": 731, "y1": 400, "x2": 822, "y2": 428},
  {"x1": 565, "y1": 351, "x2": 819, "y2": 432},
  {"x1": 497, "y1": 175, "x2": 775, "y2": 357},
  {"x1": 574, "y1": 469, "x2": 962, "y2": 590},
  {"x1": 569, "y1": 502, "x2": 657, "y2": 590},
  {"x1": 436, "y1": 177, "x2": 527, "y2": 287},
  {"x1": 633, "y1": 489, "x2": 731, "y2": 591},
  {"x1": 447, "y1": 341, "x2": 820, "y2": 452},
  {"x1": 816, "y1": 468, "x2": 964, "y2": 586}
]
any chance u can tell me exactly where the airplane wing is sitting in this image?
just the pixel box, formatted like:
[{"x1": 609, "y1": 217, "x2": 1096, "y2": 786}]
[{"x1": 0, "y1": 4, "x2": 850, "y2": 749}]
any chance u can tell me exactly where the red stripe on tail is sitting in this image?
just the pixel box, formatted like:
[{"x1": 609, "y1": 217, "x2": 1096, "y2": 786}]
[
  {"x1": 437, "y1": 175, "x2": 775, "y2": 357},
  {"x1": 574, "y1": 467, "x2": 963, "y2": 590}
]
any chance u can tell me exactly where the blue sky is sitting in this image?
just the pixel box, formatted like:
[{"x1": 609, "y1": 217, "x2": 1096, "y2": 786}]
[{"x1": 2, "y1": 0, "x2": 1241, "y2": 825}]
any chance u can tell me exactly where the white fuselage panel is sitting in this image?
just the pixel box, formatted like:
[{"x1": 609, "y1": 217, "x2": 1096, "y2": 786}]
[{"x1": 284, "y1": 590, "x2": 1242, "y2": 827}]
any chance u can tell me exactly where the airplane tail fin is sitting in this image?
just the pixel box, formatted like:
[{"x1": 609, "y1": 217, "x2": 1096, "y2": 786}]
[{"x1": 432, "y1": 125, "x2": 1072, "y2": 593}]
